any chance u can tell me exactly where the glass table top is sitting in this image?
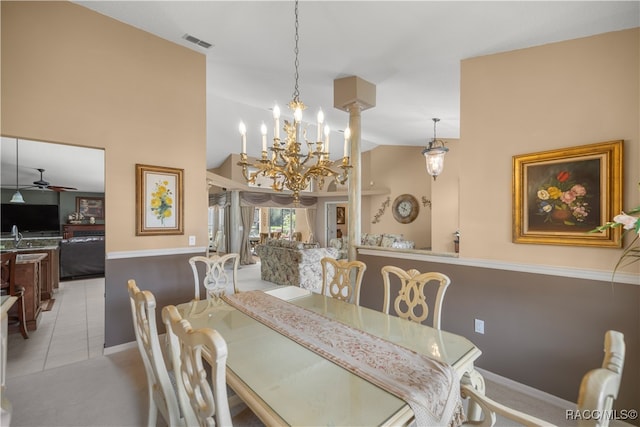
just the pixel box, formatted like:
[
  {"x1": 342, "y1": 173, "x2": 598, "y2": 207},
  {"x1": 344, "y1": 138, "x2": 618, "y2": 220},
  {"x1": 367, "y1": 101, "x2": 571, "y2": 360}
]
[{"x1": 178, "y1": 292, "x2": 479, "y2": 426}]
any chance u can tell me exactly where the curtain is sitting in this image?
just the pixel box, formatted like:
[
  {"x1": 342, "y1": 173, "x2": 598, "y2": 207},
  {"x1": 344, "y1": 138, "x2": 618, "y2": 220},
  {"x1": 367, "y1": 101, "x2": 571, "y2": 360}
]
[
  {"x1": 209, "y1": 191, "x2": 230, "y2": 253},
  {"x1": 305, "y1": 208, "x2": 317, "y2": 243},
  {"x1": 239, "y1": 206, "x2": 256, "y2": 265},
  {"x1": 239, "y1": 191, "x2": 317, "y2": 208}
]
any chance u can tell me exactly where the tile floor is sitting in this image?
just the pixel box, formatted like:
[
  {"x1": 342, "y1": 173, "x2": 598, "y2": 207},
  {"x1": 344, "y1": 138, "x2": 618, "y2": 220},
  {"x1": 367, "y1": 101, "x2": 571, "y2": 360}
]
[
  {"x1": 6, "y1": 277, "x2": 105, "y2": 378},
  {"x1": 2, "y1": 262, "x2": 594, "y2": 426}
]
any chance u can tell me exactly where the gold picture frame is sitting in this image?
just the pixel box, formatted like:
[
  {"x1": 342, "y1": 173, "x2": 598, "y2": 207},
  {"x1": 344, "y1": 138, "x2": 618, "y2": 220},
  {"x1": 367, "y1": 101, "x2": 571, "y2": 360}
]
[
  {"x1": 136, "y1": 164, "x2": 184, "y2": 236},
  {"x1": 513, "y1": 140, "x2": 623, "y2": 247}
]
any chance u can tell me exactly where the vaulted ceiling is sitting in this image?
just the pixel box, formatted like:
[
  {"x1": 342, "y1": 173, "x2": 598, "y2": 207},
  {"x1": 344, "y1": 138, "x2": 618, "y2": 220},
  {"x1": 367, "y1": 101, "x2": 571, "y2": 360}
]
[{"x1": 2, "y1": 1, "x2": 638, "y2": 192}]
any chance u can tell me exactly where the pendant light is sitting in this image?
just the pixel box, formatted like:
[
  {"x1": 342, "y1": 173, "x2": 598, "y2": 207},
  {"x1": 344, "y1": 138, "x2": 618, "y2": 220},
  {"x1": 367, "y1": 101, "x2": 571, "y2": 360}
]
[
  {"x1": 10, "y1": 139, "x2": 25, "y2": 203},
  {"x1": 422, "y1": 118, "x2": 449, "y2": 180}
]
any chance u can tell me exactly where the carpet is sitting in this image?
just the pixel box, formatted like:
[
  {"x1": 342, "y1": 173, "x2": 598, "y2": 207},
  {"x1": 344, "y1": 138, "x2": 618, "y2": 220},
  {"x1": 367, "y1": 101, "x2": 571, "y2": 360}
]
[{"x1": 41, "y1": 299, "x2": 55, "y2": 311}]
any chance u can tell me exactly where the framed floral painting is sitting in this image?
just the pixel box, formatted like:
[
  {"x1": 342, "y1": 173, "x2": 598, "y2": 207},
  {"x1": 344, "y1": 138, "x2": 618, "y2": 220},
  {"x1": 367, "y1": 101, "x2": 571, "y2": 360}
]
[
  {"x1": 136, "y1": 164, "x2": 184, "y2": 236},
  {"x1": 513, "y1": 140, "x2": 623, "y2": 247}
]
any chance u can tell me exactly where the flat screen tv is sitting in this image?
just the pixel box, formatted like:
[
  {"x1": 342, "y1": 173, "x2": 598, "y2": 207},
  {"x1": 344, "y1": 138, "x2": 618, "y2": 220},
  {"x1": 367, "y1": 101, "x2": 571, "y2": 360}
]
[{"x1": 1, "y1": 203, "x2": 60, "y2": 234}]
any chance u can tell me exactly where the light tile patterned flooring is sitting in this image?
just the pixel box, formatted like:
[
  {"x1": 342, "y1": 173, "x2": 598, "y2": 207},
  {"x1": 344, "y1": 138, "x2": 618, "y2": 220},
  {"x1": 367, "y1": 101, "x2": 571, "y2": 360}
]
[
  {"x1": 6, "y1": 277, "x2": 105, "y2": 378},
  {"x1": 3, "y1": 262, "x2": 593, "y2": 426}
]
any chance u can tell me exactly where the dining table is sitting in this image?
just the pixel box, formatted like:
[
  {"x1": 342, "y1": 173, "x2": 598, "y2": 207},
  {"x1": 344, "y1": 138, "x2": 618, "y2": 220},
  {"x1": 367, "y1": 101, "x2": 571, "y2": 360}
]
[{"x1": 175, "y1": 286, "x2": 485, "y2": 426}]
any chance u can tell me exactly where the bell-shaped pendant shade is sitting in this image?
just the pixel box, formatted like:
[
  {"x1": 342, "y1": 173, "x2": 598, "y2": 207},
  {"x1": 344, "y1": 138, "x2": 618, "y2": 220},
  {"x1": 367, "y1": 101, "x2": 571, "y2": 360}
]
[
  {"x1": 10, "y1": 190, "x2": 25, "y2": 203},
  {"x1": 424, "y1": 148, "x2": 447, "y2": 180}
]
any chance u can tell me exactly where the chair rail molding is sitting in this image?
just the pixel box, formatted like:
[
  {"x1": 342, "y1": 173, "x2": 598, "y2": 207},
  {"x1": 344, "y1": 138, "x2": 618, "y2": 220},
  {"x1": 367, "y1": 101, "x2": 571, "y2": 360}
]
[
  {"x1": 107, "y1": 246, "x2": 206, "y2": 260},
  {"x1": 357, "y1": 247, "x2": 639, "y2": 286}
]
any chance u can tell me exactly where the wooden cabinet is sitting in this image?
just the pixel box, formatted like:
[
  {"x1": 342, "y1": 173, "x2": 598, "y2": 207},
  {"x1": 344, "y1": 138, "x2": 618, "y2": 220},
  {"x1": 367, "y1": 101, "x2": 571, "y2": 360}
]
[
  {"x1": 15, "y1": 254, "x2": 45, "y2": 331},
  {"x1": 63, "y1": 224, "x2": 105, "y2": 239},
  {"x1": 20, "y1": 248, "x2": 59, "y2": 300}
]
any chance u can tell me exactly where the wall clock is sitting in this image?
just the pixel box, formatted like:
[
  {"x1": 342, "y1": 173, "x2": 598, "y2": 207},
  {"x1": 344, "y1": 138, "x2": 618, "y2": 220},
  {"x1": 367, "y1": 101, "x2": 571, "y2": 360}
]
[{"x1": 392, "y1": 194, "x2": 419, "y2": 224}]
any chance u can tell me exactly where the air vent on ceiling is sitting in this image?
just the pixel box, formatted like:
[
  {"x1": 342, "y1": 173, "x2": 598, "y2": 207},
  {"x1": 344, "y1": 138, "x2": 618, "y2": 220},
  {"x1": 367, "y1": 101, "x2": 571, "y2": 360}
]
[{"x1": 182, "y1": 34, "x2": 212, "y2": 49}]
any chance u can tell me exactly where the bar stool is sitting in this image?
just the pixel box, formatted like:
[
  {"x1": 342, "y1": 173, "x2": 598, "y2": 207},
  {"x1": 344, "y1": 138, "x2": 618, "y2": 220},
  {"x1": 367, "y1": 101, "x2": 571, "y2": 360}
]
[{"x1": 0, "y1": 253, "x2": 29, "y2": 339}]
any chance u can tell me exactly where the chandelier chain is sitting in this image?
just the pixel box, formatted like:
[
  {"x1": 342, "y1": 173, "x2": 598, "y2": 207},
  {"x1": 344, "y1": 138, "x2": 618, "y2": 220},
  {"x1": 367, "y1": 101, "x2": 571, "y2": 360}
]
[
  {"x1": 237, "y1": 0, "x2": 351, "y2": 203},
  {"x1": 292, "y1": 0, "x2": 300, "y2": 103}
]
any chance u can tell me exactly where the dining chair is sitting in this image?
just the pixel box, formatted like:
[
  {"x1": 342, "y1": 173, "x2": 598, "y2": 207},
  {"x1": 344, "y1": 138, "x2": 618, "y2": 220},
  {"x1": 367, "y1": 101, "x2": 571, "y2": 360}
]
[
  {"x1": 189, "y1": 253, "x2": 240, "y2": 300},
  {"x1": 461, "y1": 330, "x2": 626, "y2": 427},
  {"x1": 320, "y1": 257, "x2": 366, "y2": 304},
  {"x1": 380, "y1": 266, "x2": 451, "y2": 329},
  {"x1": 0, "y1": 252, "x2": 28, "y2": 339},
  {"x1": 162, "y1": 305, "x2": 248, "y2": 426},
  {"x1": 127, "y1": 280, "x2": 184, "y2": 427}
]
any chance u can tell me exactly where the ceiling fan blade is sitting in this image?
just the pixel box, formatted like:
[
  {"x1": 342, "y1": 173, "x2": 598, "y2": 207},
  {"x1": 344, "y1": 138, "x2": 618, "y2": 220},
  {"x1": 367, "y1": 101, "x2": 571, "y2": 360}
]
[
  {"x1": 19, "y1": 184, "x2": 40, "y2": 190},
  {"x1": 47, "y1": 185, "x2": 78, "y2": 192}
]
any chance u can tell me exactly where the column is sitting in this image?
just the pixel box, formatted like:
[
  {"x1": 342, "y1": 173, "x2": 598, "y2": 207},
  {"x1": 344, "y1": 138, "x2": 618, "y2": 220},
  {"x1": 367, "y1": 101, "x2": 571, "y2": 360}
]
[{"x1": 333, "y1": 76, "x2": 376, "y2": 261}]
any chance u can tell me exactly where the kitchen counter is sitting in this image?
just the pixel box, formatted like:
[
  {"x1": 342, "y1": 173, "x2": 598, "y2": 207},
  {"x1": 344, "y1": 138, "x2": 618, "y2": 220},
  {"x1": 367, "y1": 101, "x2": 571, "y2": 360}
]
[
  {"x1": 1, "y1": 247, "x2": 59, "y2": 300},
  {"x1": 2, "y1": 246, "x2": 59, "y2": 252},
  {"x1": 16, "y1": 253, "x2": 47, "y2": 263}
]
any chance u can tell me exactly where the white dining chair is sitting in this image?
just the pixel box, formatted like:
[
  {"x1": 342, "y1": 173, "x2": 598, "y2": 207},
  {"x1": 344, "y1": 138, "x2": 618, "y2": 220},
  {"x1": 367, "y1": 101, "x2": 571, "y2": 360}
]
[
  {"x1": 162, "y1": 305, "x2": 263, "y2": 427},
  {"x1": 189, "y1": 253, "x2": 240, "y2": 300},
  {"x1": 380, "y1": 266, "x2": 451, "y2": 329},
  {"x1": 127, "y1": 280, "x2": 184, "y2": 427},
  {"x1": 320, "y1": 257, "x2": 366, "y2": 304},
  {"x1": 461, "y1": 330, "x2": 626, "y2": 427}
]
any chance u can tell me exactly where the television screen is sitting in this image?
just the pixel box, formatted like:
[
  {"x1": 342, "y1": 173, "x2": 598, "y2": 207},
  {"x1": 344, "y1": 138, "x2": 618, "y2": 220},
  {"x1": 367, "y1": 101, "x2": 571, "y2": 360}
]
[{"x1": 1, "y1": 203, "x2": 60, "y2": 234}]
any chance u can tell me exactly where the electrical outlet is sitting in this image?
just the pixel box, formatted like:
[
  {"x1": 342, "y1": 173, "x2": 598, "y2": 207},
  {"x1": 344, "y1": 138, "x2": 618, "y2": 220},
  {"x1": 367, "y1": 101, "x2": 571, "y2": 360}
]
[
  {"x1": 188, "y1": 235, "x2": 196, "y2": 246},
  {"x1": 474, "y1": 319, "x2": 485, "y2": 334}
]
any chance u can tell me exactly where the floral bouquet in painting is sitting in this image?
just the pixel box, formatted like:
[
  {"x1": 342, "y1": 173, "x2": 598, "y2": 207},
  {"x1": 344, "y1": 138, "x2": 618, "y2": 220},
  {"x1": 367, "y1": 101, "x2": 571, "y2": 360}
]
[
  {"x1": 535, "y1": 170, "x2": 591, "y2": 225},
  {"x1": 150, "y1": 180, "x2": 173, "y2": 224},
  {"x1": 591, "y1": 182, "x2": 640, "y2": 274}
]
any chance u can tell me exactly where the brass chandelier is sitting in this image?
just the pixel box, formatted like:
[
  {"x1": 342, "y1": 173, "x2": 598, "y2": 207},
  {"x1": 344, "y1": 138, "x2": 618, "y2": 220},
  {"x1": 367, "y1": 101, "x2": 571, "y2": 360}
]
[{"x1": 237, "y1": 0, "x2": 351, "y2": 203}]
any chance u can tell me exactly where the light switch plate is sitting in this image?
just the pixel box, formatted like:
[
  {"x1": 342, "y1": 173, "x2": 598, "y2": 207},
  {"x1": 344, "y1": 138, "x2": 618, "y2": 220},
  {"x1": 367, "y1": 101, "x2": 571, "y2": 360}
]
[{"x1": 474, "y1": 319, "x2": 485, "y2": 334}]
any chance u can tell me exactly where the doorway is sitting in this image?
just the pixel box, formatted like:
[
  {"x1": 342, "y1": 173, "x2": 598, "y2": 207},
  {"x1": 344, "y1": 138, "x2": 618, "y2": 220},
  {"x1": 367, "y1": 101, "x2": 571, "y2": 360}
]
[{"x1": 325, "y1": 202, "x2": 348, "y2": 244}]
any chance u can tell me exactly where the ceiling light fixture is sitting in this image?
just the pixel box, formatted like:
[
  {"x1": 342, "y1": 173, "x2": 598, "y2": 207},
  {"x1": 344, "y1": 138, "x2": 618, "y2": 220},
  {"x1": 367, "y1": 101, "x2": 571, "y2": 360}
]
[
  {"x1": 10, "y1": 139, "x2": 25, "y2": 204},
  {"x1": 422, "y1": 118, "x2": 449, "y2": 180},
  {"x1": 237, "y1": 0, "x2": 351, "y2": 203}
]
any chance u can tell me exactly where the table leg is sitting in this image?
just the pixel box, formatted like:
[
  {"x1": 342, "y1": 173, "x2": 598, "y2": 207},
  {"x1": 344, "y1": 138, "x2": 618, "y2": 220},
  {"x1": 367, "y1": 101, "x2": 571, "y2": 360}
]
[{"x1": 462, "y1": 369, "x2": 486, "y2": 422}]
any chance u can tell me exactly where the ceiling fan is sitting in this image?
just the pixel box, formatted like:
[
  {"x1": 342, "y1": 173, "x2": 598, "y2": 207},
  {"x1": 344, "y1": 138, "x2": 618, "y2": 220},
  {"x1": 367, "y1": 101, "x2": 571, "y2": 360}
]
[{"x1": 22, "y1": 168, "x2": 78, "y2": 192}]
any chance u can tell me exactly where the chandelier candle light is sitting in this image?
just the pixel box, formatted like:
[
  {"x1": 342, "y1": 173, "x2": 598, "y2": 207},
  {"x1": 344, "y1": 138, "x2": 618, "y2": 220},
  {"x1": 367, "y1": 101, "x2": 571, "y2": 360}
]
[{"x1": 237, "y1": 0, "x2": 351, "y2": 203}]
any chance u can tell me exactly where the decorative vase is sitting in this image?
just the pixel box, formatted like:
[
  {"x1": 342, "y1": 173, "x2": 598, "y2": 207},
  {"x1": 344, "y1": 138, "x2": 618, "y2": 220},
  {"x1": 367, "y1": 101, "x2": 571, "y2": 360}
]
[{"x1": 551, "y1": 209, "x2": 572, "y2": 221}]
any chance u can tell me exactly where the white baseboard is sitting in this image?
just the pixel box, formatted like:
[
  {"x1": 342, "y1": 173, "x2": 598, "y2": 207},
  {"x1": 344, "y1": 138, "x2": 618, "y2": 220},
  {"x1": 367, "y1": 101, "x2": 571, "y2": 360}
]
[
  {"x1": 477, "y1": 367, "x2": 575, "y2": 409},
  {"x1": 103, "y1": 340, "x2": 137, "y2": 355}
]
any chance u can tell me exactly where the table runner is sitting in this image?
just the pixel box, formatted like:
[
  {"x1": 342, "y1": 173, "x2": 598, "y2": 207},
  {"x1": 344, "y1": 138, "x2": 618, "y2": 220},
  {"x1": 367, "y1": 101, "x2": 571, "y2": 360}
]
[{"x1": 223, "y1": 290, "x2": 464, "y2": 427}]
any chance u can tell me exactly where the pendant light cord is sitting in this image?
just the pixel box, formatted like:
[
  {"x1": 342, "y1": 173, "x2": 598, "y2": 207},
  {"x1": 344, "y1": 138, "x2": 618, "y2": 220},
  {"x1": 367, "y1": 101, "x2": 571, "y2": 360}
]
[{"x1": 15, "y1": 139, "x2": 19, "y2": 190}]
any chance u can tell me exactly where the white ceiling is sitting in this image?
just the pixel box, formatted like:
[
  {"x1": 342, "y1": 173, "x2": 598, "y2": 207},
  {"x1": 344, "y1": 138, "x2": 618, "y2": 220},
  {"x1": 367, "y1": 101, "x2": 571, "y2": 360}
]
[
  {"x1": 1, "y1": 1, "x2": 638, "y2": 193},
  {"x1": 1, "y1": 137, "x2": 105, "y2": 194}
]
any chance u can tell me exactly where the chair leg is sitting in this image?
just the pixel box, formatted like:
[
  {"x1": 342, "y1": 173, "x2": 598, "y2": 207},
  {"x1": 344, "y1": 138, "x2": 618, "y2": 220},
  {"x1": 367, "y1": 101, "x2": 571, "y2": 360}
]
[
  {"x1": 147, "y1": 394, "x2": 157, "y2": 427},
  {"x1": 16, "y1": 295, "x2": 29, "y2": 339}
]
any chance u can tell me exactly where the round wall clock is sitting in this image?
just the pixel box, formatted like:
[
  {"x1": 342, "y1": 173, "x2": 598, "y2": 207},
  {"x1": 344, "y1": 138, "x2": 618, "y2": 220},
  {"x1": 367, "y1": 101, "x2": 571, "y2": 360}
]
[{"x1": 392, "y1": 194, "x2": 420, "y2": 224}]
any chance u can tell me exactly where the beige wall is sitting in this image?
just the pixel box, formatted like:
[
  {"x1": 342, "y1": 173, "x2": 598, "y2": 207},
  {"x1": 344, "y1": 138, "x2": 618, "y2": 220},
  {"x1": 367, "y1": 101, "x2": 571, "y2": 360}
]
[
  {"x1": 1, "y1": 1, "x2": 208, "y2": 253},
  {"x1": 460, "y1": 28, "x2": 640, "y2": 274},
  {"x1": 366, "y1": 145, "x2": 433, "y2": 249}
]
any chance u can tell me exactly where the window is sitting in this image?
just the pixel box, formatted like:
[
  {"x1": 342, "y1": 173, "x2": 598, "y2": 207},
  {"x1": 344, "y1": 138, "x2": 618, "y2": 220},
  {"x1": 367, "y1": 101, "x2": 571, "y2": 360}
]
[
  {"x1": 268, "y1": 208, "x2": 296, "y2": 239},
  {"x1": 250, "y1": 207, "x2": 260, "y2": 238}
]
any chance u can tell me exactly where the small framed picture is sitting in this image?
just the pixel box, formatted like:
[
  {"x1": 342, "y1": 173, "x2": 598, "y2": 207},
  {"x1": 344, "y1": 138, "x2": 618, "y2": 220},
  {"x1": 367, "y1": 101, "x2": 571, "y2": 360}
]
[
  {"x1": 136, "y1": 164, "x2": 184, "y2": 236},
  {"x1": 337, "y1": 206, "x2": 346, "y2": 224},
  {"x1": 76, "y1": 197, "x2": 104, "y2": 220}
]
